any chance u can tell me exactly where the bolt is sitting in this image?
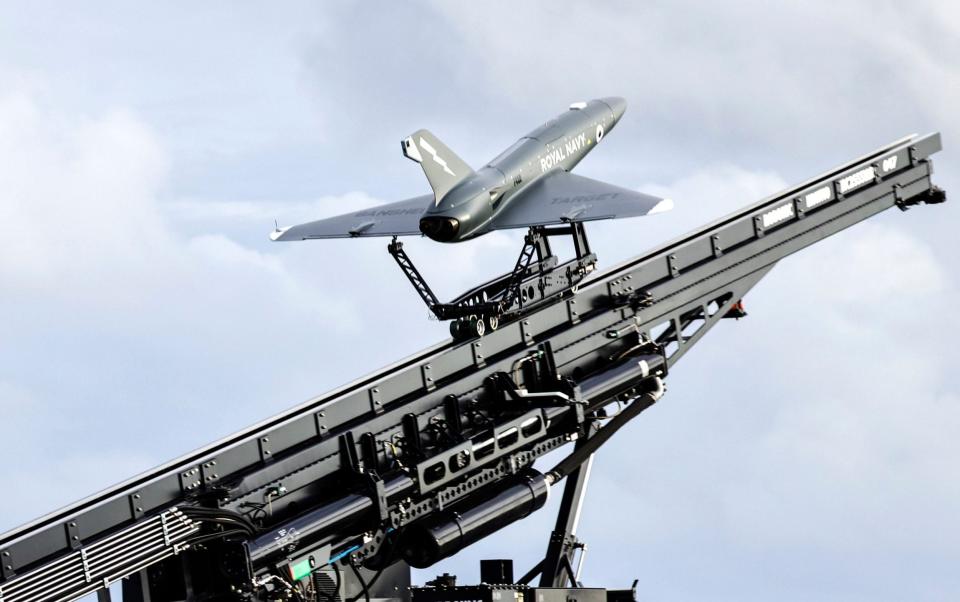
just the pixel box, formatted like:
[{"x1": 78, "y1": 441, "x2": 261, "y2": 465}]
[
  {"x1": 262, "y1": 437, "x2": 269, "y2": 443},
  {"x1": 136, "y1": 507, "x2": 143, "y2": 512},
  {"x1": 133, "y1": 494, "x2": 141, "y2": 500}
]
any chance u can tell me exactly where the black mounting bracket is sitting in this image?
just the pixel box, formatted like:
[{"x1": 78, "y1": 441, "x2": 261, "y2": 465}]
[{"x1": 387, "y1": 223, "x2": 597, "y2": 340}]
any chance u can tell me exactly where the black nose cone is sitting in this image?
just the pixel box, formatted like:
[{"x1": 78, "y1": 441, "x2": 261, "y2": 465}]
[{"x1": 419, "y1": 217, "x2": 461, "y2": 242}]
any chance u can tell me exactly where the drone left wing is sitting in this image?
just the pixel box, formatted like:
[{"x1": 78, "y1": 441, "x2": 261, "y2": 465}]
[{"x1": 271, "y1": 195, "x2": 431, "y2": 241}]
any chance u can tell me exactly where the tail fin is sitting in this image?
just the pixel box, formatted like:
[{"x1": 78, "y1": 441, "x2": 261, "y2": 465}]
[{"x1": 401, "y1": 129, "x2": 473, "y2": 204}]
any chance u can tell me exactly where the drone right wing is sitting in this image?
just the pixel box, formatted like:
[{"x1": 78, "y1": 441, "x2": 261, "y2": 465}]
[
  {"x1": 270, "y1": 195, "x2": 432, "y2": 241},
  {"x1": 488, "y1": 171, "x2": 672, "y2": 231}
]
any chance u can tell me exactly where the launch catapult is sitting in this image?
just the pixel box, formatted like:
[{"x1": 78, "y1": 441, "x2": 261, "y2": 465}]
[{"x1": 0, "y1": 133, "x2": 946, "y2": 601}]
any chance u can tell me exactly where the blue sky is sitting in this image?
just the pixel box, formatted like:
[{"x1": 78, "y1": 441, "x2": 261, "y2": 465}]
[{"x1": 1, "y1": 2, "x2": 958, "y2": 600}]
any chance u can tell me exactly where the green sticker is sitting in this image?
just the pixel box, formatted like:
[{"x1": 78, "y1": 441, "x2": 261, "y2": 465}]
[{"x1": 291, "y1": 558, "x2": 313, "y2": 581}]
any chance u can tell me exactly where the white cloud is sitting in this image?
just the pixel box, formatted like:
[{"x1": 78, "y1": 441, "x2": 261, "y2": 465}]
[
  {"x1": 584, "y1": 163, "x2": 788, "y2": 269},
  {"x1": 0, "y1": 4, "x2": 957, "y2": 598},
  {"x1": 164, "y1": 191, "x2": 386, "y2": 224},
  {"x1": 0, "y1": 84, "x2": 378, "y2": 530},
  {"x1": 0, "y1": 83, "x2": 359, "y2": 321},
  {"x1": 561, "y1": 217, "x2": 960, "y2": 598}
]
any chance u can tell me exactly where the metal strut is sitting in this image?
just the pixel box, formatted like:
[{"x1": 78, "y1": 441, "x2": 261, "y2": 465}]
[
  {"x1": 387, "y1": 223, "x2": 595, "y2": 339},
  {"x1": 494, "y1": 227, "x2": 551, "y2": 313},
  {"x1": 539, "y1": 445, "x2": 593, "y2": 588},
  {"x1": 388, "y1": 237, "x2": 443, "y2": 316}
]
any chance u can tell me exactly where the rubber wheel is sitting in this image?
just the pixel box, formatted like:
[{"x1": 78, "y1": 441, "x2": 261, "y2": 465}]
[
  {"x1": 486, "y1": 314, "x2": 499, "y2": 332},
  {"x1": 449, "y1": 320, "x2": 463, "y2": 340},
  {"x1": 470, "y1": 317, "x2": 485, "y2": 338}
]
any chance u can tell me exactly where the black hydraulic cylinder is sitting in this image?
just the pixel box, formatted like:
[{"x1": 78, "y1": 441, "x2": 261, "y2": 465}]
[
  {"x1": 578, "y1": 353, "x2": 664, "y2": 408},
  {"x1": 401, "y1": 472, "x2": 550, "y2": 568},
  {"x1": 247, "y1": 475, "x2": 414, "y2": 566}
]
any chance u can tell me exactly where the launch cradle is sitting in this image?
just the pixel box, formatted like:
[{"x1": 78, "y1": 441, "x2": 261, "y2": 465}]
[{"x1": 0, "y1": 133, "x2": 946, "y2": 601}]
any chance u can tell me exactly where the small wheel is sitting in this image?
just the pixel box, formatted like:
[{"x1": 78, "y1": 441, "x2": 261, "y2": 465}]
[
  {"x1": 470, "y1": 317, "x2": 486, "y2": 338},
  {"x1": 449, "y1": 320, "x2": 463, "y2": 340},
  {"x1": 486, "y1": 314, "x2": 499, "y2": 332}
]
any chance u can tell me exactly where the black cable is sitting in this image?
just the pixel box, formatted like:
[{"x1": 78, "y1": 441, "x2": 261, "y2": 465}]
[
  {"x1": 181, "y1": 507, "x2": 258, "y2": 534},
  {"x1": 347, "y1": 562, "x2": 371, "y2": 602},
  {"x1": 181, "y1": 508, "x2": 258, "y2": 538},
  {"x1": 344, "y1": 528, "x2": 405, "y2": 602},
  {"x1": 313, "y1": 560, "x2": 342, "y2": 602},
  {"x1": 186, "y1": 529, "x2": 249, "y2": 546}
]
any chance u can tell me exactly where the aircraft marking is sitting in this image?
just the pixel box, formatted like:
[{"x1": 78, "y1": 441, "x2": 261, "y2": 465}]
[
  {"x1": 418, "y1": 137, "x2": 456, "y2": 177},
  {"x1": 354, "y1": 207, "x2": 425, "y2": 217},
  {"x1": 551, "y1": 192, "x2": 619, "y2": 204},
  {"x1": 539, "y1": 132, "x2": 588, "y2": 173}
]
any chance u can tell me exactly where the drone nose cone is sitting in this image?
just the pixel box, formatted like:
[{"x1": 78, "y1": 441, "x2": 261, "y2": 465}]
[
  {"x1": 600, "y1": 96, "x2": 627, "y2": 121},
  {"x1": 420, "y1": 216, "x2": 461, "y2": 242}
]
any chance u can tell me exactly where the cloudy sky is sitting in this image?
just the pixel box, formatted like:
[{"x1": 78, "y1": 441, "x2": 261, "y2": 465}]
[{"x1": 1, "y1": 2, "x2": 958, "y2": 600}]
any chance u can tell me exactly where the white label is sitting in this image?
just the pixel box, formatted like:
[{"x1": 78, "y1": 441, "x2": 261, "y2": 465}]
[
  {"x1": 838, "y1": 166, "x2": 875, "y2": 194},
  {"x1": 762, "y1": 204, "x2": 795, "y2": 228},
  {"x1": 804, "y1": 186, "x2": 832, "y2": 209},
  {"x1": 881, "y1": 155, "x2": 898, "y2": 173}
]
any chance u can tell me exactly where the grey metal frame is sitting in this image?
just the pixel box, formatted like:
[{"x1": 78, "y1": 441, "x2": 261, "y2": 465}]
[{"x1": 0, "y1": 133, "x2": 944, "y2": 601}]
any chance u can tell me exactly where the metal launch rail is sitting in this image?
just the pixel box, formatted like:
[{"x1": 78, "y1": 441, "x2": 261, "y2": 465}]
[{"x1": 0, "y1": 133, "x2": 945, "y2": 602}]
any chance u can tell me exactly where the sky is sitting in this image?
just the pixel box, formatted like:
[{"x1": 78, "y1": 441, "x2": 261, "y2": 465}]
[{"x1": 0, "y1": 1, "x2": 958, "y2": 600}]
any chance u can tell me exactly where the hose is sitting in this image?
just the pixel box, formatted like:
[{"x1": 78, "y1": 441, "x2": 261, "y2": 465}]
[{"x1": 547, "y1": 377, "x2": 664, "y2": 484}]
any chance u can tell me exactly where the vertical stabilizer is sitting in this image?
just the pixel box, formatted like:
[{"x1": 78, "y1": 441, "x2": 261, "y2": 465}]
[{"x1": 402, "y1": 129, "x2": 474, "y2": 204}]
